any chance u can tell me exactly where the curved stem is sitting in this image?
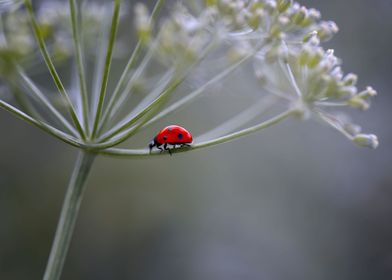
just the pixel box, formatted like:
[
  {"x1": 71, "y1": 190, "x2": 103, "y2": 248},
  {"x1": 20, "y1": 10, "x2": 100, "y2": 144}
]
[
  {"x1": 196, "y1": 95, "x2": 278, "y2": 142},
  {"x1": 24, "y1": 0, "x2": 86, "y2": 140},
  {"x1": 0, "y1": 100, "x2": 84, "y2": 148},
  {"x1": 43, "y1": 152, "x2": 95, "y2": 280},
  {"x1": 99, "y1": 109, "x2": 296, "y2": 157}
]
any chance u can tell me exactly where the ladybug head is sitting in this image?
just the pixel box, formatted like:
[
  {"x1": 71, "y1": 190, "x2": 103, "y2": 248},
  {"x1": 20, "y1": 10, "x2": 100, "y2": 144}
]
[{"x1": 149, "y1": 138, "x2": 157, "y2": 153}]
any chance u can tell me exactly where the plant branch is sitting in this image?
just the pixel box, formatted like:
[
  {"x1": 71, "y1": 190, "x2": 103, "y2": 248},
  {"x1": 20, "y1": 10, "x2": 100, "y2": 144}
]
[
  {"x1": 91, "y1": 0, "x2": 121, "y2": 138},
  {"x1": 97, "y1": 0, "x2": 165, "y2": 133},
  {"x1": 143, "y1": 51, "x2": 258, "y2": 128},
  {"x1": 98, "y1": 77, "x2": 182, "y2": 146},
  {"x1": 0, "y1": 100, "x2": 83, "y2": 148},
  {"x1": 17, "y1": 67, "x2": 79, "y2": 137},
  {"x1": 69, "y1": 0, "x2": 90, "y2": 135},
  {"x1": 95, "y1": 38, "x2": 219, "y2": 146},
  {"x1": 99, "y1": 109, "x2": 296, "y2": 157},
  {"x1": 196, "y1": 95, "x2": 278, "y2": 141},
  {"x1": 24, "y1": 0, "x2": 86, "y2": 140},
  {"x1": 43, "y1": 151, "x2": 95, "y2": 280}
]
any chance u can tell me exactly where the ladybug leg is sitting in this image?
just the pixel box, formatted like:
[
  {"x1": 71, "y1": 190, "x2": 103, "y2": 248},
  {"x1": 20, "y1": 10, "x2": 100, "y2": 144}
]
[
  {"x1": 163, "y1": 143, "x2": 172, "y2": 156},
  {"x1": 157, "y1": 145, "x2": 163, "y2": 153}
]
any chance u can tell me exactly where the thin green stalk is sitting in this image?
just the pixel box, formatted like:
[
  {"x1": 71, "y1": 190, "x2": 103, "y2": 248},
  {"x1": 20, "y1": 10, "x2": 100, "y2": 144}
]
[
  {"x1": 99, "y1": 109, "x2": 296, "y2": 157},
  {"x1": 97, "y1": 0, "x2": 165, "y2": 133},
  {"x1": 98, "y1": 40, "x2": 155, "y2": 133},
  {"x1": 97, "y1": 42, "x2": 265, "y2": 145},
  {"x1": 97, "y1": 77, "x2": 182, "y2": 147},
  {"x1": 0, "y1": 100, "x2": 84, "y2": 148},
  {"x1": 91, "y1": 0, "x2": 121, "y2": 139},
  {"x1": 23, "y1": 0, "x2": 86, "y2": 140},
  {"x1": 143, "y1": 51, "x2": 258, "y2": 127},
  {"x1": 10, "y1": 82, "x2": 43, "y2": 121},
  {"x1": 196, "y1": 95, "x2": 278, "y2": 141},
  {"x1": 43, "y1": 152, "x2": 95, "y2": 280},
  {"x1": 17, "y1": 68, "x2": 79, "y2": 137},
  {"x1": 315, "y1": 109, "x2": 354, "y2": 140},
  {"x1": 98, "y1": 68, "x2": 175, "y2": 141},
  {"x1": 69, "y1": 0, "x2": 90, "y2": 135},
  {"x1": 97, "y1": 38, "x2": 219, "y2": 145},
  {"x1": 90, "y1": 10, "x2": 111, "y2": 121}
]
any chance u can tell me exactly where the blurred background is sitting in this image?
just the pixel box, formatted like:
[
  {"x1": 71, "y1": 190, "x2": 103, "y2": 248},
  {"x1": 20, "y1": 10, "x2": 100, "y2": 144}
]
[{"x1": 0, "y1": 0, "x2": 391, "y2": 279}]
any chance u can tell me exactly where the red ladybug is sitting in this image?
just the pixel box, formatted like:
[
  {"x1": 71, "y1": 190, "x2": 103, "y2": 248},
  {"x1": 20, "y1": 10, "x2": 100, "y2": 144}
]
[{"x1": 149, "y1": 125, "x2": 193, "y2": 155}]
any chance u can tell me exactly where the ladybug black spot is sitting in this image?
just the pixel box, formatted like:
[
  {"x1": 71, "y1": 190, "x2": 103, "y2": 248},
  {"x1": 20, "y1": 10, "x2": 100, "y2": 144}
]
[
  {"x1": 168, "y1": 127, "x2": 173, "y2": 131},
  {"x1": 178, "y1": 133, "x2": 183, "y2": 139},
  {"x1": 163, "y1": 135, "x2": 168, "y2": 140}
]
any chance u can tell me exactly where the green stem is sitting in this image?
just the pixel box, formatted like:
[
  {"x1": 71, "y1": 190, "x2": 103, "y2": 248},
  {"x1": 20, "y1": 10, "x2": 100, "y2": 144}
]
[
  {"x1": 69, "y1": 0, "x2": 90, "y2": 136},
  {"x1": 97, "y1": 0, "x2": 165, "y2": 133},
  {"x1": 16, "y1": 67, "x2": 79, "y2": 137},
  {"x1": 0, "y1": 100, "x2": 84, "y2": 148},
  {"x1": 99, "y1": 109, "x2": 296, "y2": 157},
  {"x1": 24, "y1": 0, "x2": 86, "y2": 140},
  {"x1": 143, "y1": 51, "x2": 257, "y2": 127},
  {"x1": 43, "y1": 151, "x2": 95, "y2": 280},
  {"x1": 91, "y1": 0, "x2": 121, "y2": 139},
  {"x1": 96, "y1": 39, "x2": 219, "y2": 146}
]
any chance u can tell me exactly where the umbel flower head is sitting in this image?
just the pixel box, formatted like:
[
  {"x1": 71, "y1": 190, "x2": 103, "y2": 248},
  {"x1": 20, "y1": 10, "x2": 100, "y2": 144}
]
[
  {"x1": 253, "y1": 28, "x2": 378, "y2": 148},
  {"x1": 134, "y1": 0, "x2": 378, "y2": 151},
  {"x1": 0, "y1": 2, "x2": 379, "y2": 280},
  {"x1": 0, "y1": 0, "x2": 378, "y2": 159}
]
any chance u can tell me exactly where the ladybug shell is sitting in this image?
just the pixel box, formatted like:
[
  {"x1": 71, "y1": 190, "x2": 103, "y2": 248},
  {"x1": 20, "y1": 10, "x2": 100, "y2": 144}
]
[{"x1": 155, "y1": 125, "x2": 193, "y2": 145}]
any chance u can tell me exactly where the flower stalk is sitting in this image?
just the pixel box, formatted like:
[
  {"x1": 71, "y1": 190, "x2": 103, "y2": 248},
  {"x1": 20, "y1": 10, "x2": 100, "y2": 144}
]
[
  {"x1": 23, "y1": 0, "x2": 86, "y2": 140},
  {"x1": 43, "y1": 151, "x2": 95, "y2": 280},
  {"x1": 91, "y1": 0, "x2": 121, "y2": 139}
]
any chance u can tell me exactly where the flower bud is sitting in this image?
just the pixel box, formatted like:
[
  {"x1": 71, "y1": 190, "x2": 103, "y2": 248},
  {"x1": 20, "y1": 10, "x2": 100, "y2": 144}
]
[
  {"x1": 359, "y1": 86, "x2": 377, "y2": 99},
  {"x1": 135, "y1": 3, "x2": 151, "y2": 45},
  {"x1": 317, "y1": 21, "x2": 339, "y2": 41},
  {"x1": 277, "y1": 0, "x2": 292, "y2": 13},
  {"x1": 347, "y1": 96, "x2": 370, "y2": 110},
  {"x1": 293, "y1": 6, "x2": 308, "y2": 25},
  {"x1": 343, "y1": 73, "x2": 358, "y2": 86},
  {"x1": 353, "y1": 134, "x2": 379, "y2": 149},
  {"x1": 308, "y1": 48, "x2": 324, "y2": 68}
]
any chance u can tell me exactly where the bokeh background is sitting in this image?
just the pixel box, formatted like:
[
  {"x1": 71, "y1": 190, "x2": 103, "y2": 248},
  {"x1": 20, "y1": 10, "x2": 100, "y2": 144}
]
[{"x1": 1, "y1": 0, "x2": 391, "y2": 279}]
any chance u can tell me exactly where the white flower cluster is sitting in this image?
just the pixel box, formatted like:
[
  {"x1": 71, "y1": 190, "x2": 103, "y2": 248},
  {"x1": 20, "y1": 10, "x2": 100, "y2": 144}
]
[
  {"x1": 134, "y1": 0, "x2": 378, "y2": 148},
  {"x1": 0, "y1": 1, "x2": 120, "y2": 76}
]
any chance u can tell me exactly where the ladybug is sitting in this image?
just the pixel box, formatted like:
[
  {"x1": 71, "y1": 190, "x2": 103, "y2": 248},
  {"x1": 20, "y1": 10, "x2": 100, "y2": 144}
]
[{"x1": 149, "y1": 125, "x2": 193, "y2": 155}]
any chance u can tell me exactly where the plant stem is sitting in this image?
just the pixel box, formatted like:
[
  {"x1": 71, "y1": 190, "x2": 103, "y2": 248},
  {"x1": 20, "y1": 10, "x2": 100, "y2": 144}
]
[
  {"x1": 16, "y1": 67, "x2": 79, "y2": 137},
  {"x1": 43, "y1": 152, "x2": 95, "y2": 280},
  {"x1": 91, "y1": 0, "x2": 121, "y2": 139},
  {"x1": 69, "y1": 0, "x2": 90, "y2": 136},
  {"x1": 0, "y1": 100, "x2": 83, "y2": 148},
  {"x1": 97, "y1": 0, "x2": 165, "y2": 133},
  {"x1": 99, "y1": 109, "x2": 296, "y2": 157},
  {"x1": 24, "y1": 0, "x2": 86, "y2": 140}
]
